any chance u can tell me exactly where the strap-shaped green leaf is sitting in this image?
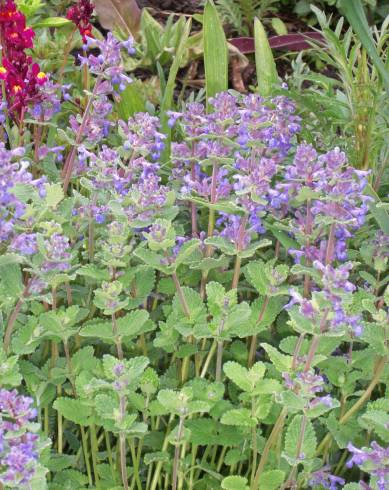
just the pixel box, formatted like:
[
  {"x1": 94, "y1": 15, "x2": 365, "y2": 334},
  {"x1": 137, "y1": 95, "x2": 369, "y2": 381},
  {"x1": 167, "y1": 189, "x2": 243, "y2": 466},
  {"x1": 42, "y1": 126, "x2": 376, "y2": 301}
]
[
  {"x1": 204, "y1": 0, "x2": 228, "y2": 111},
  {"x1": 254, "y1": 17, "x2": 278, "y2": 96}
]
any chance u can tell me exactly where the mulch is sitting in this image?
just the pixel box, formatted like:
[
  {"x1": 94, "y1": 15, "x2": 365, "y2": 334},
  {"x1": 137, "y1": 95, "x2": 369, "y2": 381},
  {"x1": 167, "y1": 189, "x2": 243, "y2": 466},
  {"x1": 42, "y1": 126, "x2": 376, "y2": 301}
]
[{"x1": 138, "y1": 0, "x2": 201, "y2": 14}]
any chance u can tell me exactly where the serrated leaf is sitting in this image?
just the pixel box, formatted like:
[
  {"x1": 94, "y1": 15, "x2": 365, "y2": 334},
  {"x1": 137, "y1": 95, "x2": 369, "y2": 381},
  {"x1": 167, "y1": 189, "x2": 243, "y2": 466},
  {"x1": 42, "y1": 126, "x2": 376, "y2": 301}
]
[
  {"x1": 53, "y1": 398, "x2": 92, "y2": 426},
  {"x1": 224, "y1": 361, "x2": 266, "y2": 393},
  {"x1": 258, "y1": 470, "x2": 285, "y2": 490},
  {"x1": 261, "y1": 343, "x2": 292, "y2": 372},
  {"x1": 77, "y1": 264, "x2": 110, "y2": 281},
  {"x1": 221, "y1": 408, "x2": 256, "y2": 427},
  {"x1": 221, "y1": 476, "x2": 249, "y2": 490},
  {"x1": 117, "y1": 309, "x2": 149, "y2": 337},
  {"x1": 284, "y1": 415, "x2": 317, "y2": 460},
  {"x1": 144, "y1": 451, "x2": 170, "y2": 465},
  {"x1": 45, "y1": 183, "x2": 64, "y2": 208}
]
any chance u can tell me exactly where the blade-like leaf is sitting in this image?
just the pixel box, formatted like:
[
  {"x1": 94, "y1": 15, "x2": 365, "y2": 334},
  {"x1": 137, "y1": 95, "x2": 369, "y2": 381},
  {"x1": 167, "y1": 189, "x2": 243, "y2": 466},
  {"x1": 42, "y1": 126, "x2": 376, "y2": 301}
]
[
  {"x1": 203, "y1": 0, "x2": 228, "y2": 111},
  {"x1": 32, "y1": 17, "x2": 72, "y2": 29},
  {"x1": 94, "y1": 0, "x2": 141, "y2": 38},
  {"x1": 160, "y1": 19, "x2": 192, "y2": 160},
  {"x1": 339, "y1": 0, "x2": 389, "y2": 91},
  {"x1": 116, "y1": 81, "x2": 146, "y2": 120},
  {"x1": 254, "y1": 17, "x2": 278, "y2": 97}
]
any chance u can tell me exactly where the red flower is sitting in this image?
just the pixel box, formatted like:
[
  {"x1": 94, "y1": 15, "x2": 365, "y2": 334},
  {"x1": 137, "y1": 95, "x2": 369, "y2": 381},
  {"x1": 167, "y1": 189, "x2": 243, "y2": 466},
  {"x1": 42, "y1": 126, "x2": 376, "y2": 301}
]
[
  {"x1": 0, "y1": 0, "x2": 47, "y2": 117},
  {"x1": 66, "y1": 0, "x2": 94, "y2": 42}
]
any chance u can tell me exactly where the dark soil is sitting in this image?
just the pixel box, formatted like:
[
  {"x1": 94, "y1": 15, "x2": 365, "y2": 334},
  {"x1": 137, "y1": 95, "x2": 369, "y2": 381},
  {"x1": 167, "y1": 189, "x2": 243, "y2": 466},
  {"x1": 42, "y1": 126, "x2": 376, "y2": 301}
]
[{"x1": 138, "y1": 0, "x2": 201, "y2": 15}]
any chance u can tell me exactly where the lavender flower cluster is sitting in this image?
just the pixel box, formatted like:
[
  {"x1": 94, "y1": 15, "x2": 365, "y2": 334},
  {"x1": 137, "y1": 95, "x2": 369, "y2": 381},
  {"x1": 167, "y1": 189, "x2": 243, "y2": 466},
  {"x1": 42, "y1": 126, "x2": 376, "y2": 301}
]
[
  {"x1": 0, "y1": 143, "x2": 45, "y2": 243},
  {"x1": 170, "y1": 92, "x2": 301, "y2": 247},
  {"x1": 0, "y1": 389, "x2": 39, "y2": 487},
  {"x1": 69, "y1": 34, "x2": 135, "y2": 145},
  {"x1": 347, "y1": 442, "x2": 389, "y2": 490}
]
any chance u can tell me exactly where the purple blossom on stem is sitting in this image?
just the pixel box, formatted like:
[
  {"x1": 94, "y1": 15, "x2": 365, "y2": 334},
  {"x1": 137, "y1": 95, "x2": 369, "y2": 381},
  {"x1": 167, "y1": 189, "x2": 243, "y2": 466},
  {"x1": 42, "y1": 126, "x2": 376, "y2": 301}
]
[
  {"x1": 0, "y1": 389, "x2": 39, "y2": 487},
  {"x1": 42, "y1": 233, "x2": 71, "y2": 272},
  {"x1": 10, "y1": 232, "x2": 37, "y2": 255},
  {"x1": 80, "y1": 33, "x2": 134, "y2": 90},
  {"x1": 309, "y1": 467, "x2": 345, "y2": 490},
  {"x1": 347, "y1": 442, "x2": 389, "y2": 490},
  {"x1": 119, "y1": 112, "x2": 166, "y2": 161},
  {"x1": 0, "y1": 143, "x2": 45, "y2": 243},
  {"x1": 278, "y1": 144, "x2": 370, "y2": 265}
]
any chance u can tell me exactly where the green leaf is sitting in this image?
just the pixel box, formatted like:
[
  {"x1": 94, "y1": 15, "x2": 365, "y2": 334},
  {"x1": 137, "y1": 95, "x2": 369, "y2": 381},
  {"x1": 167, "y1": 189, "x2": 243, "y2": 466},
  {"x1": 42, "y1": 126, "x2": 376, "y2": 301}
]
[
  {"x1": 32, "y1": 17, "x2": 72, "y2": 28},
  {"x1": 160, "y1": 19, "x2": 192, "y2": 159},
  {"x1": 326, "y1": 412, "x2": 359, "y2": 449},
  {"x1": 77, "y1": 264, "x2": 110, "y2": 282},
  {"x1": 79, "y1": 320, "x2": 114, "y2": 341},
  {"x1": 365, "y1": 183, "x2": 389, "y2": 235},
  {"x1": 224, "y1": 361, "x2": 266, "y2": 393},
  {"x1": 339, "y1": 0, "x2": 389, "y2": 91},
  {"x1": 45, "y1": 183, "x2": 64, "y2": 208},
  {"x1": 221, "y1": 476, "x2": 249, "y2": 490},
  {"x1": 116, "y1": 81, "x2": 146, "y2": 120},
  {"x1": 0, "y1": 253, "x2": 24, "y2": 267},
  {"x1": 221, "y1": 408, "x2": 256, "y2": 427},
  {"x1": 53, "y1": 398, "x2": 93, "y2": 426},
  {"x1": 258, "y1": 470, "x2": 285, "y2": 490},
  {"x1": 261, "y1": 343, "x2": 292, "y2": 372},
  {"x1": 157, "y1": 388, "x2": 191, "y2": 415},
  {"x1": 174, "y1": 239, "x2": 200, "y2": 267},
  {"x1": 204, "y1": 0, "x2": 228, "y2": 110},
  {"x1": 254, "y1": 17, "x2": 278, "y2": 96},
  {"x1": 264, "y1": 222, "x2": 299, "y2": 251},
  {"x1": 284, "y1": 414, "x2": 317, "y2": 460},
  {"x1": 205, "y1": 236, "x2": 237, "y2": 255},
  {"x1": 0, "y1": 351, "x2": 22, "y2": 387},
  {"x1": 144, "y1": 451, "x2": 170, "y2": 465},
  {"x1": 0, "y1": 263, "x2": 23, "y2": 297},
  {"x1": 271, "y1": 17, "x2": 288, "y2": 35},
  {"x1": 116, "y1": 310, "x2": 150, "y2": 337}
]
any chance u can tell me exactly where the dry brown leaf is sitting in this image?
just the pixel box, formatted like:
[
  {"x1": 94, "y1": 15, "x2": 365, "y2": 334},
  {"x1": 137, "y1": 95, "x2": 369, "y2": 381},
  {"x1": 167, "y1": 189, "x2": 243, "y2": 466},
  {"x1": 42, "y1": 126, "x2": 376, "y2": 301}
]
[{"x1": 94, "y1": 0, "x2": 142, "y2": 38}]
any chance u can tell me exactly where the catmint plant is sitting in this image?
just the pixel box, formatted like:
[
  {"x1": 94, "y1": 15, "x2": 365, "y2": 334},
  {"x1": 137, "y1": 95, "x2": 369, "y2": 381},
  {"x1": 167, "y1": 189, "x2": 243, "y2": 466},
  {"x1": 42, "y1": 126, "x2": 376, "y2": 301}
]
[{"x1": 0, "y1": 3, "x2": 388, "y2": 489}]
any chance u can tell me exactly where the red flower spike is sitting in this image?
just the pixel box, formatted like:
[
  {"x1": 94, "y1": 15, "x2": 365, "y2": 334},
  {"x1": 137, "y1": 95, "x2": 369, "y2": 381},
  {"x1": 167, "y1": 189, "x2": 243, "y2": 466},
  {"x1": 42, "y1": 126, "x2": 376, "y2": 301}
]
[
  {"x1": 0, "y1": 0, "x2": 47, "y2": 117},
  {"x1": 66, "y1": 0, "x2": 94, "y2": 42}
]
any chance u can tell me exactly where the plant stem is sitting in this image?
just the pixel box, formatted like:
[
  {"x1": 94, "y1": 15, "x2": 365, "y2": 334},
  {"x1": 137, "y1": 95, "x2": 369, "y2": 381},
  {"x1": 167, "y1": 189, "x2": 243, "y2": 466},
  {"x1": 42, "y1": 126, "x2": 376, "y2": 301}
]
[
  {"x1": 111, "y1": 313, "x2": 124, "y2": 360},
  {"x1": 231, "y1": 256, "x2": 242, "y2": 290},
  {"x1": 150, "y1": 414, "x2": 174, "y2": 490},
  {"x1": 250, "y1": 399, "x2": 258, "y2": 486},
  {"x1": 62, "y1": 76, "x2": 102, "y2": 193},
  {"x1": 200, "y1": 161, "x2": 219, "y2": 298},
  {"x1": 119, "y1": 433, "x2": 129, "y2": 490},
  {"x1": 90, "y1": 424, "x2": 100, "y2": 487},
  {"x1": 172, "y1": 416, "x2": 185, "y2": 490},
  {"x1": 200, "y1": 340, "x2": 217, "y2": 378},
  {"x1": 251, "y1": 407, "x2": 287, "y2": 489},
  {"x1": 3, "y1": 280, "x2": 31, "y2": 353},
  {"x1": 325, "y1": 223, "x2": 336, "y2": 266},
  {"x1": 172, "y1": 272, "x2": 190, "y2": 318},
  {"x1": 215, "y1": 340, "x2": 224, "y2": 382},
  {"x1": 248, "y1": 296, "x2": 270, "y2": 367},
  {"x1": 80, "y1": 425, "x2": 93, "y2": 487}
]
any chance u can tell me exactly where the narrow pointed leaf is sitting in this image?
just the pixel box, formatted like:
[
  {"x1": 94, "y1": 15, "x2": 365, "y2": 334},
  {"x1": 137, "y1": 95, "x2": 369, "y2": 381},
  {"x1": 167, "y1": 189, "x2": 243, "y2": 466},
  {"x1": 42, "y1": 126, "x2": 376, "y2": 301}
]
[
  {"x1": 254, "y1": 17, "x2": 278, "y2": 96},
  {"x1": 203, "y1": 0, "x2": 228, "y2": 110}
]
